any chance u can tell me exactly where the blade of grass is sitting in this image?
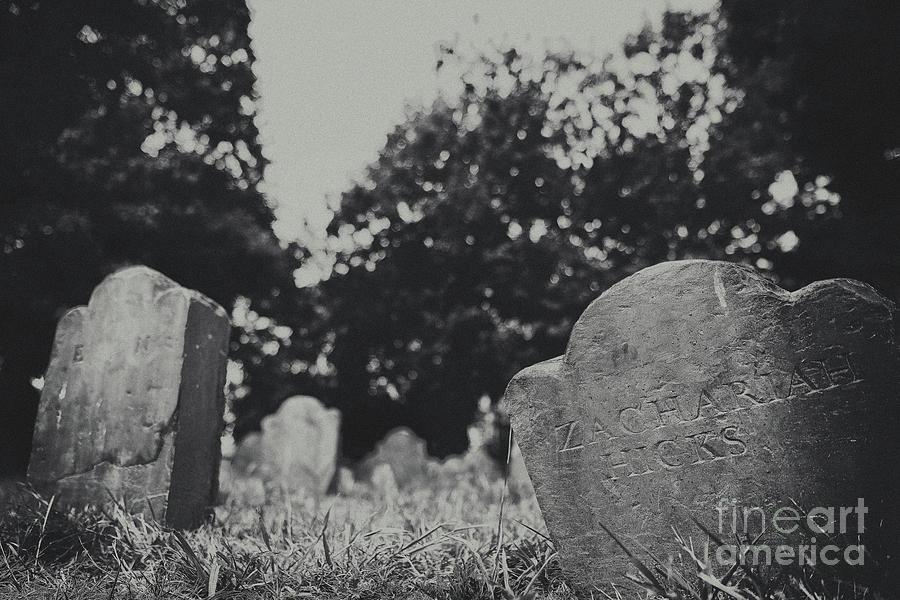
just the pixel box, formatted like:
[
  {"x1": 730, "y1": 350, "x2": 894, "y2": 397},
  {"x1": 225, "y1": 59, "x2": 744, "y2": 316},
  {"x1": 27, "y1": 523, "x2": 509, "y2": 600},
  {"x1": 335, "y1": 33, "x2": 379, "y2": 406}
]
[
  {"x1": 392, "y1": 523, "x2": 448, "y2": 557},
  {"x1": 34, "y1": 493, "x2": 55, "y2": 565},
  {"x1": 512, "y1": 518, "x2": 555, "y2": 547},
  {"x1": 320, "y1": 505, "x2": 333, "y2": 568},
  {"x1": 596, "y1": 520, "x2": 666, "y2": 593},
  {"x1": 172, "y1": 529, "x2": 209, "y2": 584},
  {"x1": 492, "y1": 428, "x2": 515, "y2": 582},
  {"x1": 520, "y1": 546, "x2": 557, "y2": 598},
  {"x1": 690, "y1": 515, "x2": 765, "y2": 596}
]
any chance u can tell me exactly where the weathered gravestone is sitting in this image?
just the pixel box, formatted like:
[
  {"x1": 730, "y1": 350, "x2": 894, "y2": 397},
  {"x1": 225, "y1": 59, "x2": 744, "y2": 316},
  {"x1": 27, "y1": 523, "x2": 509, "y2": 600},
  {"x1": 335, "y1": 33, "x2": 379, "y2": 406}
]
[
  {"x1": 28, "y1": 266, "x2": 230, "y2": 528},
  {"x1": 506, "y1": 260, "x2": 900, "y2": 594},
  {"x1": 357, "y1": 427, "x2": 430, "y2": 490},
  {"x1": 231, "y1": 396, "x2": 340, "y2": 497}
]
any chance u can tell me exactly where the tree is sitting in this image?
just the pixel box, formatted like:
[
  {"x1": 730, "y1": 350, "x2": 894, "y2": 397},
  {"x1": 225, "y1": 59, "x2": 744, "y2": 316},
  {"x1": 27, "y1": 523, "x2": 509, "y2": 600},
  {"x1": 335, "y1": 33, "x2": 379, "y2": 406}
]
[
  {"x1": 0, "y1": 0, "x2": 289, "y2": 475},
  {"x1": 718, "y1": 0, "x2": 900, "y2": 298},
  {"x1": 279, "y1": 10, "x2": 838, "y2": 460}
]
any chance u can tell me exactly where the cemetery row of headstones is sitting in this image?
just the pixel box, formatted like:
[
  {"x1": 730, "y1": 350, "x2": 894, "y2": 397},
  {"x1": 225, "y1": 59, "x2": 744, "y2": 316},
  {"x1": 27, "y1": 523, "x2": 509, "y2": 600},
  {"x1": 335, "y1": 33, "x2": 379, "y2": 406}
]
[
  {"x1": 26, "y1": 266, "x2": 528, "y2": 523},
  {"x1": 24, "y1": 260, "x2": 899, "y2": 592}
]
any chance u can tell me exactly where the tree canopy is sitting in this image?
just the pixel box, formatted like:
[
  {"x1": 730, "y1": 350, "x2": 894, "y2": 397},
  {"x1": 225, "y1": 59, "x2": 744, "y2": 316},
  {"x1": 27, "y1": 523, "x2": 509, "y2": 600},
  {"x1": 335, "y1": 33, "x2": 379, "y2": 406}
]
[
  {"x1": 718, "y1": 0, "x2": 900, "y2": 296},
  {"x1": 241, "y1": 8, "x2": 860, "y2": 460},
  {"x1": 5, "y1": 2, "x2": 897, "y2": 468},
  {"x1": 0, "y1": 0, "x2": 289, "y2": 475}
]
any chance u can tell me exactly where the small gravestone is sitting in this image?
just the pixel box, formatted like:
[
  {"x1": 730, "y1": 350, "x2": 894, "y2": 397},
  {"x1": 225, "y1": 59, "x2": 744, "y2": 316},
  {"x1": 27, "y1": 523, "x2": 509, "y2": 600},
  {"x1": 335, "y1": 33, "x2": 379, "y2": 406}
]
[
  {"x1": 27, "y1": 266, "x2": 230, "y2": 529},
  {"x1": 506, "y1": 260, "x2": 899, "y2": 594},
  {"x1": 232, "y1": 396, "x2": 340, "y2": 497},
  {"x1": 262, "y1": 395, "x2": 340, "y2": 496},
  {"x1": 357, "y1": 427, "x2": 430, "y2": 489}
]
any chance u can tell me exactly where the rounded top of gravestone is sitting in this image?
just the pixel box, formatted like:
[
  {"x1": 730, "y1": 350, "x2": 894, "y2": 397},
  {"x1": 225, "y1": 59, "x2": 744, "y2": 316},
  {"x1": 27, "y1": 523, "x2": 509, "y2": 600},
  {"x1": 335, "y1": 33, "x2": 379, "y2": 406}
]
[
  {"x1": 373, "y1": 427, "x2": 428, "y2": 460},
  {"x1": 91, "y1": 265, "x2": 229, "y2": 320},
  {"x1": 565, "y1": 259, "x2": 892, "y2": 368},
  {"x1": 262, "y1": 395, "x2": 340, "y2": 431},
  {"x1": 358, "y1": 427, "x2": 431, "y2": 488}
]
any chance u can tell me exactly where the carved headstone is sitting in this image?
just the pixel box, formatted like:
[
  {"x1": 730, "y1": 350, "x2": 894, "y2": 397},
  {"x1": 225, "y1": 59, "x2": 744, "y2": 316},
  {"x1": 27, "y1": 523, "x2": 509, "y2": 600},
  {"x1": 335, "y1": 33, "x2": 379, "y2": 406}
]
[
  {"x1": 233, "y1": 396, "x2": 340, "y2": 497},
  {"x1": 506, "y1": 260, "x2": 899, "y2": 594},
  {"x1": 28, "y1": 266, "x2": 230, "y2": 528}
]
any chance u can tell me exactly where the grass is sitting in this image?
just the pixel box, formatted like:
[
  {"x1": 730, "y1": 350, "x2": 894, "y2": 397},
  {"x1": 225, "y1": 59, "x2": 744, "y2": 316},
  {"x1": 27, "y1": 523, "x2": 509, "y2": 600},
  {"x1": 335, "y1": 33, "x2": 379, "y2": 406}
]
[
  {"x1": 0, "y1": 467, "x2": 573, "y2": 600},
  {"x1": 0, "y1": 463, "x2": 882, "y2": 600}
]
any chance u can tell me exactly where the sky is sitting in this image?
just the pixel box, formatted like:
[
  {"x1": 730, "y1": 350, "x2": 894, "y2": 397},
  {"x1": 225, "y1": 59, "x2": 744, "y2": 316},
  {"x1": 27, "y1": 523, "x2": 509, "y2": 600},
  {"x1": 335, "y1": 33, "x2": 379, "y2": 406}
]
[{"x1": 246, "y1": 1, "x2": 717, "y2": 243}]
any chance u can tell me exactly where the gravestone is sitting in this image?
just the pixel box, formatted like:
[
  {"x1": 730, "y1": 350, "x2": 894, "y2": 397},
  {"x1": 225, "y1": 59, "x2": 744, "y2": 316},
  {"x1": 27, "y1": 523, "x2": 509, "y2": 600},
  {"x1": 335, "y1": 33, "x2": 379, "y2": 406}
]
[
  {"x1": 27, "y1": 266, "x2": 230, "y2": 529},
  {"x1": 357, "y1": 427, "x2": 430, "y2": 489},
  {"x1": 232, "y1": 396, "x2": 340, "y2": 497},
  {"x1": 260, "y1": 395, "x2": 340, "y2": 496},
  {"x1": 506, "y1": 260, "x2": 899, "y2": 594}
]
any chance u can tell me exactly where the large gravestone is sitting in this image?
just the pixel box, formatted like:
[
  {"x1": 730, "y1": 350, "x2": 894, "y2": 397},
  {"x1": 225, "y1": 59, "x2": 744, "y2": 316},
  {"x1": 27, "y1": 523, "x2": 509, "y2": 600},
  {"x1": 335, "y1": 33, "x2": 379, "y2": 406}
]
[
  {"x1": 506, "y1": 260, "x2": 899, "y2": 594},
  {"x1": 28, "y1": 266, "x2": 230, "y2": 528},
  {"x1": 231, "y1": 396, "x2": 340, "y2": 497}
]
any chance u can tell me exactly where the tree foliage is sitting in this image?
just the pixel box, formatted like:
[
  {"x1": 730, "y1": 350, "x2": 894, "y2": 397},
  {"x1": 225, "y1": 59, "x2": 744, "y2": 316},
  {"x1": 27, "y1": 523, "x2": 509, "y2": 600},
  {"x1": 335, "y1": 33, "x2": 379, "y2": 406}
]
[
  {"x1": 718, "y1": 0, "x2": 900, "y2": 297},
  {"x1": 6, "y1": 2, "x2": 897, "y2": 468},
  {"x1": 0, "y1": 0, "x2": 288, "y2": 475},
  {"x1": 258, "y1": 10, "x2": 844, "y2": 460}
]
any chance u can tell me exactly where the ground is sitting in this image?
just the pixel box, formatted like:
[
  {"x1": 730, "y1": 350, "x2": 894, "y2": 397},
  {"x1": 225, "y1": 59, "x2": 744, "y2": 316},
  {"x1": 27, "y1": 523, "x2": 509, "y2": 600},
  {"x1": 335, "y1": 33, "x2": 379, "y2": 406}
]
[{"x1": 0, "y1": 468, "x2": 879, "y2": 599}]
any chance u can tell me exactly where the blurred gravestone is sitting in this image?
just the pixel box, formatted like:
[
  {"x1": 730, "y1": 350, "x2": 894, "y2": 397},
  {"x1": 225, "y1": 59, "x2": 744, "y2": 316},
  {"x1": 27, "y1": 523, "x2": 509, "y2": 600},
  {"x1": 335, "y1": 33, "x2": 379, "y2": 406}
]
[
  {"x1": 334, "y1": 466, "x2": 356, "y2": 495},
  {"x1": 370, "y1": 463, "x2": 400, "y2": 500},
  {"x1": 357, "y1": 427, "x2": 429, "y2": 489},
  {"x1": 507, "y1": 260, "x2": 900, "y2": 594},
  {"x1": 232, "y1": 396, "x2": 340, "y2": 497},
  {"x1": 28, "y1": 266, "x2": 230, "y2": 528},
  {"x1": 230, "y1": 431, "x2": 263, "y2": 476}
]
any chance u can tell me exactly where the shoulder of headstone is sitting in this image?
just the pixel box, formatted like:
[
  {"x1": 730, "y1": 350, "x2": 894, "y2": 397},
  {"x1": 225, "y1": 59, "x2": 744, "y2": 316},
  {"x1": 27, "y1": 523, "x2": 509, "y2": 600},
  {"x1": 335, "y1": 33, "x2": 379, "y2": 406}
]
[
  {"x1": 502, "y1": 356, "x2": 564, "y2": 414},
  {"x1": 58, "y1": 304, "x2": 89, "y2": 324},
  {"x1": 792, "y1": 277, "x2": 896, "y2": 311}
]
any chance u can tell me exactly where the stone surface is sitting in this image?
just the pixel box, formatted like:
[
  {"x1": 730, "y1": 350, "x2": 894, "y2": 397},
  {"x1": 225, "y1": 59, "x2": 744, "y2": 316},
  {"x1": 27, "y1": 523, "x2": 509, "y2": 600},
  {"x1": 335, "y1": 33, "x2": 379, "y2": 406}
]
[
  {"x1": 27, "y1": 266, "x2": 230, "y2": 528},
  {"x1": 506, "y1": 260, "x2": 900, "y2": 594},
  {"x1": 356, "y1": 427, "x2": 430, "y2": 489},
  {"x1": 505, "y1": 438, "x2": 537, "y2": 503},
  {"x1": 231, "y1": 396, "x2": 340, "y2": 496}
]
